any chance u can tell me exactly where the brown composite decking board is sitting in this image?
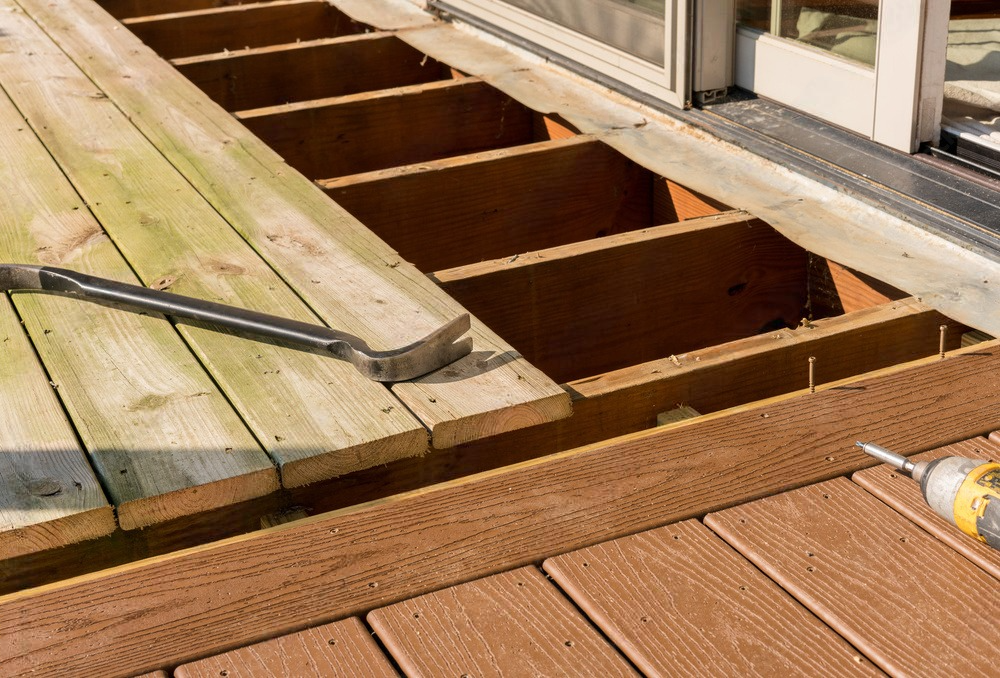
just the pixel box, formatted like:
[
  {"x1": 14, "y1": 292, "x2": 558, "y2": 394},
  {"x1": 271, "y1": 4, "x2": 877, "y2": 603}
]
[
  {"x1": 174, "y1": 33, "x2": 451, "y2": 112},
  {"x1": 4, "y1": 345, "x2": 1000, "y2": 675},
  {"x1": 852, "y1": 437, "x2": 1000, "y2": 579},
  {"x1": 174, "y1": 617, "x2": 398, "y2": 677},
  {"x1": 543, "y1": 520, "x2": 878, "y2": 677},
  {"x1": 237, "y1": 77, "x2": 535, "y2": 180},
  {"x1": 368, "y1": 566, "x2": 638, "y2": 677},
  {"x1": 705, "y1": 477, "x2": 999, "y2": 676}
]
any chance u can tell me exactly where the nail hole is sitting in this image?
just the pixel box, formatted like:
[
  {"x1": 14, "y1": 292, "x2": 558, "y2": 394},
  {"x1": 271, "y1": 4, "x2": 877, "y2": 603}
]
[
  {"x1": 564, "y1": 640, "x2": 575, "y2": 647},
  {"x1": 806, "y1": 566, "x2": 815, "y2": 572},
  {"x1": 328, "y1": 639, "x2": 337, "y2": 646},
  {"x1": 640, "y1": 616, "x2": 650, "y2": 623}
]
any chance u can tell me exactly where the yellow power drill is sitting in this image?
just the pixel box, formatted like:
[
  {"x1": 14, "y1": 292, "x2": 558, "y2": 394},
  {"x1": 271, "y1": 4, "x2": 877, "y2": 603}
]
[{"x1": 856, "y1": 441, "x2": 1000, "y2": 551}]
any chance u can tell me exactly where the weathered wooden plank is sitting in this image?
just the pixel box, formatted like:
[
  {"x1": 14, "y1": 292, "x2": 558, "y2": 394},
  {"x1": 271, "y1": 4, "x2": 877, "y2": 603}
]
[
  {"x1": 123, "y1": 0, "x2": 363, "y2": 59},
  {"x1": 368, "y1": 567, "x2": 637, "y2": 677},
  {"x1": 0, "y1": 66, "x2": 279, "y2": 530},
  {"x1": 705, "y1": 478, "x2": 999, "y2": 675},
  {"x1": 237, "y1": 77, "x2": 534, "y2": 179},
  {"x1": 23, "y1": 0, "x2": 570, "y2": 449},
  {"x1": 0, "y1": 295, "x2": 115, "y2": 559},
  {"x1": 434, "y1": 213, "x2": 809, "y2": 383},
  {"x1": 174, "y1": 617, "x2": 398, "y2": 677},
  {"x1": 0, "y1": 1, "x2": 426, "y2": 491},
  {"x1": 174, "y1": 33, "x2": 449, "y2": 112},
  {"x1": 544, "y1": 520, "x2": 876, "y2": 676},
  {"x1": 321, "y1": 137, "x2": 654, "y2": 272},
  {"x1": 3, "y1": 344, "x2": 999, "y2": 674},
  {"x1": 852, "y1": 437, "x2": 1000, "y2": 579},
  {"x1": 99, "y1": 0, "x2": 278, "y2": 20}
]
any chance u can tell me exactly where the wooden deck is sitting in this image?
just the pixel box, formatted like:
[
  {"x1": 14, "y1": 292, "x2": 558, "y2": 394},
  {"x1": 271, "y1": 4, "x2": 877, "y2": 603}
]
[{"x1": 2, "y1": 0, "x2": 998, "y2": 675}]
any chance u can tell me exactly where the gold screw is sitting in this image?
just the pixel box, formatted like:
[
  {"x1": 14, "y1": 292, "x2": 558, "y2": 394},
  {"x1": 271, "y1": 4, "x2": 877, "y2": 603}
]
[{"x1": 808, "y1": 356, "x2": 816, "y2": 393}]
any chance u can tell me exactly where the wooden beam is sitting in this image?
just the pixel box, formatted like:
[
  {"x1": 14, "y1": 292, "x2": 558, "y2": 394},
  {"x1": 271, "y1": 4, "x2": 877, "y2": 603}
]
[
  {"x1": 99, "y1": 0, "x2": 280, "y2": 21},
  {"x1": 174, "y1": 33, "x2": 449, "y2": 112},
  {"x1": 321, "y1": 137, "x2": 655, "y2": 272},
  {"x1": 0, "y1": 2, "x2": 427, "y2": 495},
  {"x1": 809, "y1": 258, "x2": 907, "y2": 316},
  {"x1": 434, "y1": 213, "x2": 809, "y2": 383},
  {"x1": 652, "y1": 178, "x2": 730, "y2": 223},
  {"x1": 20, "y1": 0, "x2": 572, "y2": 449},
  {"x1": 3, "y1": 342, "x2": 998, "y2": 675},
  {"x1": 122, "y1": 0, "x2": 364, "y2": 60},
  {"x1": 237, "y1": 77, "x2": 535, "y2": 179}
]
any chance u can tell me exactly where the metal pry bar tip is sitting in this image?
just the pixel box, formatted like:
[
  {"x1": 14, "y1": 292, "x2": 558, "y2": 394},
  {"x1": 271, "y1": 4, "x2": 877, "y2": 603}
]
[
  {"x1": 0, "y1": 264, "x2": 473, "y2": 382},
  {"x1": 856, "y1": 441, "x2": 916, "y2": 476}
]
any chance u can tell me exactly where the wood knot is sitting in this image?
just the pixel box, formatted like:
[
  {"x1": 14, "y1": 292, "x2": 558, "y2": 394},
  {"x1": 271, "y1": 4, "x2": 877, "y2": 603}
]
[{"x1": 27, "y1": 478, "x2": 63, "y2": 497}]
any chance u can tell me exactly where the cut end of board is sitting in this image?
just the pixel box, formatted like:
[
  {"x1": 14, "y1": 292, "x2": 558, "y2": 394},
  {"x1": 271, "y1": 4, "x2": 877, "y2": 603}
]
[{"x1": 430, "y1": 390, "x2": 573, "y2": 449}]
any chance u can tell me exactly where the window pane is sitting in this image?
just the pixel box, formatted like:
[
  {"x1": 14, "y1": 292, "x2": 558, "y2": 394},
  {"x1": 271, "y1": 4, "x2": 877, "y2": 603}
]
[{"x1": 504, "y1": 0, "x2": 666, "y2": 65}]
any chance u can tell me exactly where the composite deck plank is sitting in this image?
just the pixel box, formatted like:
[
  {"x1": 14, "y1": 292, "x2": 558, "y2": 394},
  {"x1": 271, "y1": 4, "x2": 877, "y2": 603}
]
[
  {"x1": 368, "y1": 567, "x2": 637, "y2": 677},
  {"x1": 4, "y1": 345, "x2": 1000, "y2": 674},
  {"x1": 435, "y1": 214, "x2": 809, "y2": 383},
  {"x1": 544, "y1": 520, "x2": 877, "y2": 676},
  {"x1": 0, "y1": 69, "x2": 277, "y2": 529},
  {"x1": 0, "y1": 2, "x2": 427, "y2": 491},
  {"x1": 0, "y1": 295, "x2": 115, "y2": 558},
  {"x1": 174, "y1": 617, "x2": 398, "y2": 677},
  {"x1": 237, "y1": 77, "x2": 534, "y2": 179},
  {"x1": 321, "y1": 137, "x2": 655, "y2": 272},
  {"x1": 174, "y1": 34, "x2": 449, "y2": 112},
  {"x1": 705, "y1": 478, "x2": 999, "y2": 676},
  {"x1": 21, "y1": 0, "x2": 571, "y2": 449},
  {"x1": 852, "y1": 437, "x2": 1000, "y2": 579},
  {"x1": 123, "y1": 0, "x2": 364, "y2": 59}
]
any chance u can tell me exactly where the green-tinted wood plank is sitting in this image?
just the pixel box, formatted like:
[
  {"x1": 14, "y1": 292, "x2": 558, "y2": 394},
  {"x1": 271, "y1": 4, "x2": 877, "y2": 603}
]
[
  {"x1": 0, "y1": 2, "x2": 426, "y2": 491},
  {"x1": 18, "y1": 0, "x2": 572, "y2": 448}
]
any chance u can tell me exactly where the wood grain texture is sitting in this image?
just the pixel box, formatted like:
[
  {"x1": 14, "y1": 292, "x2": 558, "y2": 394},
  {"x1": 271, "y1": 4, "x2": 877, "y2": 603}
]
[
  {"x1": 0, "y1": 1, "x2": 427, "y2": 491},
  {"x1": 0, "y1": 294, "x2": 115, "y2": 559},
  {"x1": 175, "y1": 617, "x2": 398, "y2": 677},
  {"x1": 544, "y1": 520, "x2": 877, "y2": 676},
  {"x1": 0, "y1": 56, "x2": 278, "y2": 529},
  {"x1": 175, "y1": 33, "x2": 448, "y2": 111},
  {"x1": 237, "y1": 77, "x2": 534, "y2": 179},
  {"x1": 705, "y1": 478, "x2": 1000, "y2": 676},
  {"x1": 322, "y1": 136, "x2": 654, "y2": 272},
  {"x1": 368, "y1": 567, "x2": 637, "y2": 677},
  {"x1": 809, "y1": 259, "x2": 908, "y2": 316},
  {"x1": 99, "y1": 0, "x2": 278, "y2": 20},
  {"x1": 652, "y1": 178, "x2": 730, "y2": 223},
  {"x1": 22, "y1": 0, "x2": 570, "y2": 449},
  {"x1": 435, "y1": 214, "x2": 809, "y2": 383},
  {"x1": 3, "y1": 345, "x2": 1000, "y2": 675},
  {"x1": 123, "y1": 0, "x2": 363, "y2": 59},
  {"x1": 852, "y1": 437, "x2": 1000, "y2": 579}
]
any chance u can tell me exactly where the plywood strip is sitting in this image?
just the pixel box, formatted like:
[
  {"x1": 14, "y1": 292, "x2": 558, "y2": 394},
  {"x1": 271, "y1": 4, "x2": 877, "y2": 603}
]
[
  {"x1": 321, "y1": 136, "x2": 654, "y2": 272},
  {"x1": 705, "y1": 478, "x2": 999, "y2": 675},
  {"x1": 21, "y1": 0, "x2": 570, "y2": 449},
  {"x1": 368, "y1": 567, "x2": 637, "y2": 677},
  {"x1": 0, "y1": 1, "x2": 426, "y2": 492},
  {"x1": 0, "y1": 295, "x2": 114, "y2": 559},
  {"x1": 237, "y1": 77, "x2": 535, "y2": 179},
  {"x1": 174, "y1": 617, "x2": 398, "y2": 677},
  {"x1": 174, "y1": 33, "x2": 449, "y2": 112},
  {"x1": 852, "y1": 437, "x2": 1000, "y2": 579},
  {"x1": 544, "y1": 520, "x2": 876, "y2": 676},
  {"x1": 123, "y1": 0, "x2": 363, "y2": 59},
  {"x1": 3, "y1": 344, "x2": 999, "y2": 674},
  {"x1": 434, "y1": 213, "x2": 808, "y2": 383}
]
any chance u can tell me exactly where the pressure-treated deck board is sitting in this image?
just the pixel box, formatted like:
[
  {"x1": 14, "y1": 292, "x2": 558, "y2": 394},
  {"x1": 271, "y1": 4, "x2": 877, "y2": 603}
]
[
  {"x1": 21, "y1": 0, "x2": 570, "y2": 449},
  {"x1": 0, "y1": 1, "x2": 426, "y2": 490},
  {"x1": 237, "y1": 77, "x2": 534, "y2": 179},
  {"x1": 174, "y1": 33, "x2": 450, "y2": 112},
  {"x1": 0, "y1": 63, "x2": 279, "y2": 529},
  {"x1": 0, "y1": 295, "x2": 115, "y2": 559},
  {"x1": 368, "y1": 567, "x2": 637, "y2": 677},
  {"x1": 852, "y1": 437, "x2": 1000, "y2": 579},
  {"x1": 435, "y1": 213, "x2": 809, "y2": 383},
  {"x1": 705, "y1": 478, "x2": 999, "y2": 675},
  {"x1": 4, "y1": 345, "x2": 1000, "y2": 674},
  {"x1": 544, "y1": 520, "x2": 876, "y2": 676},
  {"x1": 99, "y1": 0, "x2": 285, "y2": 19},
  {"x1": 174, "y1": 617, "x2": 398, "y2": 677},
  {"x1": 321, "y1": 136, "x2": 654, "y2": 272},
  {"x1": 123, "y1": 0, "x2": 364, "y2": 59}
]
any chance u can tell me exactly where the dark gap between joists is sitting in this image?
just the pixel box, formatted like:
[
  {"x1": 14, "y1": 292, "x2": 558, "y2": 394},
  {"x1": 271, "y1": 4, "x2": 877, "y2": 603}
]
[
  {"x1": 123, "y1": 0, "x2": 367, "y2": 60},
  {"x1": 237, "y1": 78, "x2": 547, "y2": 179},
  {"x1": 98, "y1": 0, "x2": 283, "y2": 20},
  {"x1": 320, "y1": 136, "x2": 726, "y2": 273},
  {"x1": 174, "y1": 33, "x2": 452, "y2": 112}
]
